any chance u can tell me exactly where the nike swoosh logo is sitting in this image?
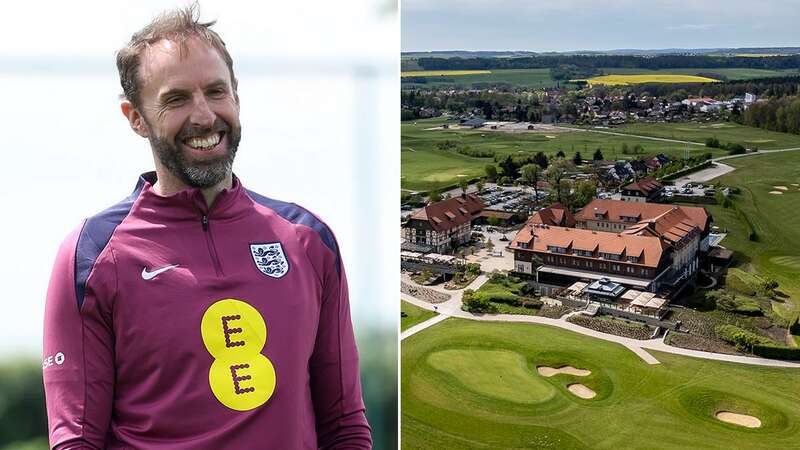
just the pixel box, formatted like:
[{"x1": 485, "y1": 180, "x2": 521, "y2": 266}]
[{"x1": 141, "y1": 264, "x2": 180, "y2": 280}]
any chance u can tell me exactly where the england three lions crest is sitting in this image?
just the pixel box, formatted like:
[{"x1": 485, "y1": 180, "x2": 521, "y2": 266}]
[{"x1": 250, "y1": 243, "x2": 290, "y2": 278}]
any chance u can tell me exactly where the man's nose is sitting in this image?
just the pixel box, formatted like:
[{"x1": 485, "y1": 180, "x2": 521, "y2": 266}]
[{"x1": 189, "y1": 95, "x2": 215, "y2": 128}]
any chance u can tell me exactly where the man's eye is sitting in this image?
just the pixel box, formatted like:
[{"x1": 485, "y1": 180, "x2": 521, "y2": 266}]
[
  {"x1": 209, "y1": 89, "x2": 226, "y2": 98},
  {"x1": 166, "y1": 97, "x2": 185, "y2": 105}
]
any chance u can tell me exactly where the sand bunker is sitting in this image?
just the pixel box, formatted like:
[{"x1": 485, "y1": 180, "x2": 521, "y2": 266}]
[
  {"x1": 773, "y1": 185, "x2": 788, "y2": 190},
  {"x1": 567, "y1": 383, "x2": 596, "y2": 399},
  {"x1": 545, "y1": 135, "x2": 556, "y2": 138},
  {"x1": 769, "y1": 191, "x2": 784, "y2": 195},
  {"x1": 537, "y1": 366, "x2": 591, "y2": 377},
  {"x1": 791, "y1": 183, "x2": 799, "y2": 187},
  {"x1": 715, "y1": 411, "x2": 761, "y2": 428}
]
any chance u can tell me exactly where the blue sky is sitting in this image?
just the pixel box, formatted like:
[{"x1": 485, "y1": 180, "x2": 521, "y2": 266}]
[{"x1": 402, "y1": 0, "x2": 800, "y2": 52}]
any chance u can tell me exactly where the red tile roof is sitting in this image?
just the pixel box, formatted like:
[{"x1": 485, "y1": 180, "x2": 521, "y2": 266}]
[
  {"x1": 410, "y1": 194, "x2": 485, "y2": 232},
  {"x1": 511, "y1": 225, "x2": 665, "y2": 268},
  {"x1": 622, "y1": 177, "x2": 663, "y2": 196},
  {"x1": 524, "y1": 203, "x2": 576, "y2": 227},
  {"x1": 576, "y1": 199, "x2": 709, "y2": 232}
]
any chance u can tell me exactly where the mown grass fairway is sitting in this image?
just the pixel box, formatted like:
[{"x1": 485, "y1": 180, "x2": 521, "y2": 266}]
[
  {"x1": 703, "y1": 151, "x2": 800, "y2": 320},
  {"x1": 613, "y1": 122, "x2": 800, "y2": 150},
  {"x1": 401, "y1": 118, "x2": 728, "y2": 191},
  {"x1": 583, "y1": 74, "x2": 720, "y2": 85},
  {"x1": 402, "y1": 319, "x2": 800, "y2": 449},
  {"x1": 402, "y1": 301, "x2": 438, "y2": 331},
  {"x1": 401, "y1": 70, "x2": 492, "y2": 77}
]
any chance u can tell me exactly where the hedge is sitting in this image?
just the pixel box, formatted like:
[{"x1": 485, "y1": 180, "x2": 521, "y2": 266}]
[
  {"x1": 752, "y1": 344, "x2": 800, "y2": 360},
  {"x1": 714, "y1": 324, "x2": 772, "y2": 351},
  {"x1": 732, "y1": 202, "x2": 758, "y2": 241}
]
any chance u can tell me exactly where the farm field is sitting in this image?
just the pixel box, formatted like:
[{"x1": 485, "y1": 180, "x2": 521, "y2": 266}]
[
  {"x1": 401, "y1": 118, "x2": 728, "y2": 192},
  {"x1": 402, "y1": 301, "x2": 438, "y2": 331},
  {"x1": 402, "y1": 68, "x2": 559, "y2": 89},
  {"x1": 612, "y1": 122, "x2": 800, "y2": 150},
  {"x1": 582, "y1": 74, "x2": 719, "y2": 86},
  {"x1": 703, "y1": 151, "x2": 800, "y2": 320},
  {"x1": 400, "y1": 67, "x2": 799, "y2": 89},
  {"x1": 402, "y1": 318, "x2": 800, "y2": 449}
]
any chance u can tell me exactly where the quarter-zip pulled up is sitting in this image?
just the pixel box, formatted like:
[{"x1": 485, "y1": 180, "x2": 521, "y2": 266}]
[{"x1": 199, "y1": 206, "x2": 224, "y2": 277}]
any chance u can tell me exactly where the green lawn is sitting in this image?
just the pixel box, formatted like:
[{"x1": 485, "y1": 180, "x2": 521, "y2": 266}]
[
  {"x1": 401, "y1": 118, "x2": 728, "y2": 191},
  {"x1": 704, "y1": 151, "x2": 800, "y2": 321},
  {"x1": 613, "y1": 122, "x2": 800, "y2": 150},
  {"x1": 402, "y1": 301, "x2": 438, "y2": 331},
  {"x1": 402, "y1": 319, "x2": 800, "y2": 449}
]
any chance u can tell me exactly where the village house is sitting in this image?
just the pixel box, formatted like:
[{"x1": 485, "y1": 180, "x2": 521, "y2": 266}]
[
  {"x1": 620, "y1": 177, "x2": 664, "y2": 202},
  {"x1": 402, "y1": 194, "x2": 485, "y2": 253}
]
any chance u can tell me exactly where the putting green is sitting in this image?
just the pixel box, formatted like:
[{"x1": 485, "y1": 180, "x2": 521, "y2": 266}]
[{"x1": 427, "y1": 349, "x2": 555, "y2": 404}]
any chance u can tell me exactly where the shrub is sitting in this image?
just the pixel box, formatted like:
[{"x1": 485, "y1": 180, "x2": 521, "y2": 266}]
[
  {"x1": 725, "y1": 270, "x2": 756, "y2": 295},
  {"x1": 726, "y1": 143, "x2": 746, "y2": 155},
  {"x1": 465, "y1": 263, "x2": 481, "y2": 276},
  {"x1": 462, "y1": 289, "x2": 497, "y2": 313},
  {"x1": 705, "y1": 137, "x2": 720, "y2": 148},
  {"x1": 705, "y1": 289, "x2": 761, "y2": 315},
  {"x1": 752, "y1": 344, "x2": 800, "y2": 360},
  {"x1": 789, "y1": 317, "x2": 800, "y2": 335},
  {"x1": 714, "y1": 324, "x2": 772, "y2": 352}
]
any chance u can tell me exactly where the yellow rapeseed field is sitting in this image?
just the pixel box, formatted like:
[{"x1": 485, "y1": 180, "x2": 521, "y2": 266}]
[
  {"x1": 581, "y1": 74, "x2": 720, "y2": 86},
  {"x1": 401, "y1": 70, "x2": 492, "y2": 77}
]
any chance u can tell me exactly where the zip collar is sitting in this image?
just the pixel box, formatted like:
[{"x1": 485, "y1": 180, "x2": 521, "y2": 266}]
[{"x1": 133, "y1": 171, "x2": 250, "y2": 222}]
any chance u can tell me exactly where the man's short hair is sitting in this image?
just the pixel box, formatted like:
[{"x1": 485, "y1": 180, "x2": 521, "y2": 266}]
[{"x1": 116, "y1": 2, "x2": 237, "y2": 109}]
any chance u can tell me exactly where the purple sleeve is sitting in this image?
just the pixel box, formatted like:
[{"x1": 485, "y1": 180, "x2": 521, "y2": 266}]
[
  {"x1": 308, "y1": 242, "x2": 372, "y2": 449},
  {"x1": 42, "y1": 225, "x2": 115, "y2": 450}
]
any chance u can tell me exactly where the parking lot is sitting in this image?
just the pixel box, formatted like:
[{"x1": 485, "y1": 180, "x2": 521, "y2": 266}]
[{"x1": 475, "y1": 185, "x2": 548, "y2": 213}]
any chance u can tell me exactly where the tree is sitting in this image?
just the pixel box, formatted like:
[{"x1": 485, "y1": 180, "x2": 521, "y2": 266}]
[
  {"x1": 520, "y1": 163, "x2": 543, "y2": 206},
  {"x1": 572, "y1": 180, "x2": 597, "y2": 209},
  {"x1": 485, "y1": 236, "x2": 495, "y2": 252},
  {"x1": 573, "y1": 151, "x2": 583, "y2": 166},
  {"x1": 458, "y1": 178, "x2": 468, "y2": 195},
  {"x1": 555, "y1": 150, "x2": 566, "y2": 159},
  {"x1": 545, "y1": 158, "x2": 573, "y2": 205},
  {"x1": 428, "y1": 189, "x2": 442, "y2": 203},
  {"x1": 485, "y1": 164, "x2": 498, "y2": 182},
  {"x1": 533, "y1": 151, "x2": 549, "y2": 170},
  {"x1": 499, "y1": 155, "x2": 519, "y2": 178},
  {"x1": 593, "y1": 148, "x2": 604, "y2": 160},
  {"x1": 476, "y1": 178, "x2": 485, "y2": 192}
]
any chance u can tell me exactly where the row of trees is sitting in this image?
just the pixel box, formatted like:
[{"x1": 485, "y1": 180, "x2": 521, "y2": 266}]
[
  {"x1": 740, "y1": 96, "x2": 800, "y2": 135},
  {"x1": 417, "y1": 55, "x2": 800, "y2": 71}
]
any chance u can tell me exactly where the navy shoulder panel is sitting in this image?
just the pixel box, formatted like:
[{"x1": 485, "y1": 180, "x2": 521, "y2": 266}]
[
  {"x1": 74, "y1": 177, "x2": 146, "y2": 308},
  {"x1": 246, "y1": 189, "x2": 340, "y2": 273}
]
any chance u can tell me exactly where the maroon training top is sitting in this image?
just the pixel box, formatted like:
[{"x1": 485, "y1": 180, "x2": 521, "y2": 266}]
[{"x1": 42, "y1": 172, "x2": 371, "y2": 449}]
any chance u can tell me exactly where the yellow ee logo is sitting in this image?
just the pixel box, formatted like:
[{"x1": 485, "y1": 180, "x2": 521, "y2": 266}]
[{"x1": 201, "y1": 299, "x2": 276, "y2": 411}]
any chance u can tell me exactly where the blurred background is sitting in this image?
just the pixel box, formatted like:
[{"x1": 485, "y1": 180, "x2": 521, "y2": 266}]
[{"x1": 0, "y1": 1, "x2": 398, "y2": 448}]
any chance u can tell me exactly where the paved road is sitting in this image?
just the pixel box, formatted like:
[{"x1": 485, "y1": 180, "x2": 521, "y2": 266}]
[
  {"x1": 401, "y1": 278, "x2": 800, "y2": 369},
  {"x1": 672, "y1": 162, "x2": 735, "y2": 188},
  {"x1": 554, "y1": 126, "x2": 706, "y2": 146}
]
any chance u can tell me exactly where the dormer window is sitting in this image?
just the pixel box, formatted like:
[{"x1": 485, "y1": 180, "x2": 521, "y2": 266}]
[{"x1": 627, "y1": 255, "x2": 639, "y2": 263}]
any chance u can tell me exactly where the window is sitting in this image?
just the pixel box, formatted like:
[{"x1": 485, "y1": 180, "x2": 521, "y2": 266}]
[
  {"x1": 575, "y1": 249, "x2": 593, "y2": 257},
  {"x1": 627, "y1": 256, "x2": 639, "y2": 263},
  {"x1": 519, "y1": 242, "x2": 529, "y2": 249}
]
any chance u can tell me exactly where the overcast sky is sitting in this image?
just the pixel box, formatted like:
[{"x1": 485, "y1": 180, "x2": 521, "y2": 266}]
[{"x1": 402, "y1": 0, "x2": 800, "y2": 52}]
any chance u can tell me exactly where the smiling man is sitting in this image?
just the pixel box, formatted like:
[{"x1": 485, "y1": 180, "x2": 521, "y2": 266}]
[{"x1": 41, "y1": 5, "x2": 371, "y2": 449}]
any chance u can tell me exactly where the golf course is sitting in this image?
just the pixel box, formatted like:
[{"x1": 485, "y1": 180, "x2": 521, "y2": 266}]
[
  {"x1": 701, "y1": 150, "x2": 800, "y2": 320},
  {"x1": 401, "y1": 118, "x2": 798, "y2": 192},
  {"x1": 402, "y1": 318, "x2": 800, "y2": 449}
]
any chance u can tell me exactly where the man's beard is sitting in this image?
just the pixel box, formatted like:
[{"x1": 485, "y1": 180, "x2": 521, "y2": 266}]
[{"x1": 148, "y1": 118, "x2": 241, "y2": 189}]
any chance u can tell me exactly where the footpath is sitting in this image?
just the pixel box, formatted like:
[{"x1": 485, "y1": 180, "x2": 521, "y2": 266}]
[{"x1": 400, "y1": 277, "x2": 800, "y2": 369}]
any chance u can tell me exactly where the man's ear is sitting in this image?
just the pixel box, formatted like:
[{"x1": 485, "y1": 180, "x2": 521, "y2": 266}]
[{"x1": 120, "y1": 101, "x2": 150, "y2": 138}]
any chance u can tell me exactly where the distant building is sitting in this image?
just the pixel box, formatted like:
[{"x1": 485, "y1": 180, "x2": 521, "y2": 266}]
[
  {"x1": 525, "y1": 203, "x2": 575, "y2": 227},
  {"x1": 402, "y1": 194, "x2": 485, "y2": 253},
  {"x1": 461, "y1": 117, "x2": 486, "y2": 128},
  {"x1": 620, "y1": 177, "x2": 664, "y2": 202},
  {"x1": 744, "y1": 93, "x2": 757, "y2": 104}
]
